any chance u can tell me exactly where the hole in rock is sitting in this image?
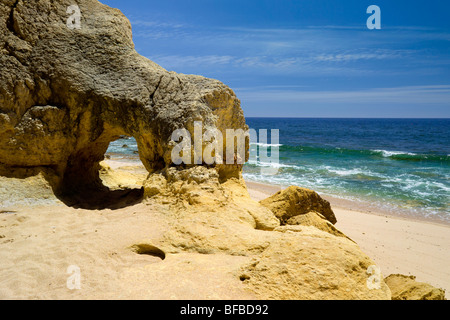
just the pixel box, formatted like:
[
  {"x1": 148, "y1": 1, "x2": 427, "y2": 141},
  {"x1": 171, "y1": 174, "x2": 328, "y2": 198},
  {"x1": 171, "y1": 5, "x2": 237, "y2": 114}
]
[
  {"x1": 58, "y1": 136, "x2": 147, "y2": 210},
  {"x1": 131, "y1": 244, "x2": 166, "y2": 260},
  {"x1": 239, "y1": 274, "x2": 251, "y2": 282},
  {"x1": 0, "y1": 211, "x2": 17, "y2": 214}
]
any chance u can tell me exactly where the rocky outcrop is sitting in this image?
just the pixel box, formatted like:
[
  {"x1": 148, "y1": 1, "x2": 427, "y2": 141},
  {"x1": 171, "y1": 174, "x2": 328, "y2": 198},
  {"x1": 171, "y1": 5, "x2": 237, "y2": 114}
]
[
  {"x1": 0, "y1": 170, "x2": 61, "y2": 208},
  {"x1": 239, "y1": 226, "x2": 390, "y2": 300},
  {"x1": 0, "y1": 0, "x2": 247, "y2": 197},
  {"x1": 141, "y1": 180, "x2": 392, "y2": 299},
  {"x1": 285, "y1": 211, "x2": 351, "y2": 240},
  {"x1": 385, "y1": 274, "x2": 446, "y2": 300},
  {"x1": 260, "y1": 186, "x2": 337, "y2": 226},
  {"x1": 143, "y1": 166, "x2": 280, "y2": 231},
  {"x1": 139, "y1": 169, "x2": 391, "y2": 299},
  {"x1": 99, "y1": 161, "x2": 147, "y2": 191}
]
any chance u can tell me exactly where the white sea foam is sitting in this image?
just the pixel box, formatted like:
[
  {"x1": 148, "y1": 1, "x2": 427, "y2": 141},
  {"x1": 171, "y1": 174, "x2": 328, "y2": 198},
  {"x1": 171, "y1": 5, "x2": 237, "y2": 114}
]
[
  {"x1": 326, "y1": 168, "x2": 366, "y2": 176},
  {"x1": 373, "y1": 149, "x2": 417, "y2": 157},
  {"x1": 250, "y1": 142, "x2": 284, "y2": 147},
  {"x1": 319, "y1": 166, "x2": 387, "y2": 179},
  {"x1": 247, "y1": 160, "x2": 300, "y2": 169}
]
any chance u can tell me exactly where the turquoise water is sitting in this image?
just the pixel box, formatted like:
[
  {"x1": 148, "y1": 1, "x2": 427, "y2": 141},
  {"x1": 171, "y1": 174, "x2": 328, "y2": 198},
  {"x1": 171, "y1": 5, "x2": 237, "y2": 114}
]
[
  {"x1": 107, "y1": 118, "x2": 449, "y2": 224},
  {"x1": 244, "y1": 118, "x2": 449, "y2": 223}
]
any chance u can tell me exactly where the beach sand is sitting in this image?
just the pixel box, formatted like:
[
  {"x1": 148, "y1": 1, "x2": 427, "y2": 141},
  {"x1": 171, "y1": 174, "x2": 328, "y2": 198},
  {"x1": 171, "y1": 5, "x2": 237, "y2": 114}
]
[
  {"x1": 246, "y1": 181, "x2": 450, "y2": 298},
  {"x1": 0, "y1": 161, "x2": 448, "y2": 299}
]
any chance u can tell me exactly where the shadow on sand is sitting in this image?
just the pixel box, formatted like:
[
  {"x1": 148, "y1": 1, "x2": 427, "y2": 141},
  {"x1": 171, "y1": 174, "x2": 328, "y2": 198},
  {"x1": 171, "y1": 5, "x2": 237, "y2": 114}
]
[{"x1": 58, "y1": 187, "x2": 144, "y2": 210}]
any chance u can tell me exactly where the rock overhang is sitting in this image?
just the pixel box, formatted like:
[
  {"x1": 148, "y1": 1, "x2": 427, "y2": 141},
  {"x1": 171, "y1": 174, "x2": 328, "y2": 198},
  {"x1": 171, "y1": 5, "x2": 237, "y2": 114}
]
[{"x1": 0, "y1": 0, "x2": 248, "y2": 194}]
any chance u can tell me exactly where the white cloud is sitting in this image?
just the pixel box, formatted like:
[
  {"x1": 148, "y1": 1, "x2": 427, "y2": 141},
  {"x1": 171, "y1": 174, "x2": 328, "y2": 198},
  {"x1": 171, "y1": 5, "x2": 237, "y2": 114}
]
[
  {"x1": 313, "y1": 50, "x2": 410, "y2": 62},
  {"x1": 236, "y1": 85, "x2": 450, "y2": 105},
  {"x1": 152, "y1": 55, "x2": 234, "y2": 69},
  {"x1": 130, "y1": 19, "x2": 185, "y2": 29},
  {"x1": 129, "y1": 18, "x2": 450, "y2": 79},
  {"x1": 149, "y1": 50, "x2": 412, "y2": 76}
]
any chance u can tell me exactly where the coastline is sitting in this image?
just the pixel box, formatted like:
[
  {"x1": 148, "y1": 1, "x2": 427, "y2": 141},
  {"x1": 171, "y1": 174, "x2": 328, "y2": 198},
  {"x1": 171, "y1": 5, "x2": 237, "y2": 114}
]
[
  {"x1": 245, "y1": 179, "x2": 450, "y2": 298},
  {"x1": 245, "y1": 180, "x2": 450, "y2": 227},
  {"x1": 1, "y1": 159, "x2": 448, "y2": 299}
]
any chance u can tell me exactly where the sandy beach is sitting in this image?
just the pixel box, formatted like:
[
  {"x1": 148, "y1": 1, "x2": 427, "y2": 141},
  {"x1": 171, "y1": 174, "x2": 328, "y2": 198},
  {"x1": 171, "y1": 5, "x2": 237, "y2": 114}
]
[
  {"x1": 246, "y1": 180, "x2": 450, "y2": 298},
  {"x1": 0, "y1": 159, "x2": 447, "y2": 299}
]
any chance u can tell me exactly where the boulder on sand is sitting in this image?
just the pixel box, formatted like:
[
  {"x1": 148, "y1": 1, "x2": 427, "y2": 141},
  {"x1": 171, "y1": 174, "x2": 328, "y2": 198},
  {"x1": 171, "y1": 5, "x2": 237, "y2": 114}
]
[
  {"x1": 260, "y1": 186, "x2": 337, "y2": 225},
  {"x1": 385, "y1": 274, "x2": 446, "y2": 300}
]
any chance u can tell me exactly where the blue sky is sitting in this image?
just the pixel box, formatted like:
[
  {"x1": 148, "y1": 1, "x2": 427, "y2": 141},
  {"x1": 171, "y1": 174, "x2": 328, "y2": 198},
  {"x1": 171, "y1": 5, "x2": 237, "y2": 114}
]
[{"x1": 101, "y1": 0, "x2": 450, "y2": 118}]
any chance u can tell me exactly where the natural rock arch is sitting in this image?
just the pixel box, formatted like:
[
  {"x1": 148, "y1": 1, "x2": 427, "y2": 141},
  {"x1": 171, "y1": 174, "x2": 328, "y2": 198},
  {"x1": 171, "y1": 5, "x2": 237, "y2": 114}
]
[{"x1": 0, "y1": 0, "x2": 247, "y2": 197}]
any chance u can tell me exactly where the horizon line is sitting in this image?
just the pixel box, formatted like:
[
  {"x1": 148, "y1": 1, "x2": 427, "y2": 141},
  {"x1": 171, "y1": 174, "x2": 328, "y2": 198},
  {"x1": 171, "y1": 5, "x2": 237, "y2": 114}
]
[{"x1": 244, "y1": 116, "x2": 450, "y2": 119}]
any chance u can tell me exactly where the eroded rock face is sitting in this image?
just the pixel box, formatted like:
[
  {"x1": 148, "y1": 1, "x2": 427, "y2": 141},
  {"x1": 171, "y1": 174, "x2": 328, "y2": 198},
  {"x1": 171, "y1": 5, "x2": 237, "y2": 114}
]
[
  {"x1": 285, "y1": 211, "x2": 351, "y2": 240},
  {"x1": 385, "y1": 274, "x2": 446, "y2": 300},
  {"x1": 0, "y1": 0, "x2": 247, "y2": 194},
  {"x1": 239, "y1": 226, "x2": 391, "y2": 300},
  {"x1": 260, "y1": 186, "x2": 337, "y2": 225},
  {"x1": 143, "y1": 166, "x2": 280, "y2": 231},
  {"x1": 138, "y1": 168, "x2": 391, "y2": 299}
]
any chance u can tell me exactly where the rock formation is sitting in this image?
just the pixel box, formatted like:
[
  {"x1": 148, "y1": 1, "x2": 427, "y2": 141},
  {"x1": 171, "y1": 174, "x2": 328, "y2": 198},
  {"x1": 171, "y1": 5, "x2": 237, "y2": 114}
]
[
  {"x1": 385, "y1": 274, "x2": 446, "y2": 300},
  {"x1": 0, "y1": 0, "x2": 246, "y2": 197},
  {"x1": 260, "y1": 186, "x2": 337, "y2": 224},
  {"x1": 239, "y1": 225, "x2": 390, "y2": 300}
]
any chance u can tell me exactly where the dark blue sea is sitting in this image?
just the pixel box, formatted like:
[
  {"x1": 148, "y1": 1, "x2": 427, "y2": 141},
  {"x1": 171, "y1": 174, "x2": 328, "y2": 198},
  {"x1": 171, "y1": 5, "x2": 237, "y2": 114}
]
[{"x1": 107, "y1": 118, "x2": 450, "y2": 224}]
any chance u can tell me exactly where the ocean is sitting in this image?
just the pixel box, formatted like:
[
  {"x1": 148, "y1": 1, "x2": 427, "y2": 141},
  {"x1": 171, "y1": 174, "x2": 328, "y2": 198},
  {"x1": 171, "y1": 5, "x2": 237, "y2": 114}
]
[{"x1": 107, "y1": 118, "x2": 450, "y2": 224}]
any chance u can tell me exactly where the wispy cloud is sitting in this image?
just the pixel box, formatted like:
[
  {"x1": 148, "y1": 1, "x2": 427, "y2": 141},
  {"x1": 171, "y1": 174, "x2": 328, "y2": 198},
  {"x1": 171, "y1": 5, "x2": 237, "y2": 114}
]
[
  {"x1": 151, "y1": 48, "x2": 418, "y2": 77},
  {"x1": 306, "y1": 25, "x2": 365, "y2": 30},
  {"x1": 237, "y1": 85, "x2": 450, "y2": 105},
  {"x1": 313, "y1": 50, "x2": 412, "y2": 62},
  {"x1": 126, "y1": 13, "x2": 450, "y2": 107},
  {"x1": 151, "y1": 54, "x2": 363, "y2": 76},
  {"x1": 132, "y1": 19, "x2": 449, "y2": 78},
  {"x1": 130, "y1": 20, "x2": 185, "y2": 29},
  {"x1": 307, "y1": 25, "x2": 439, "y2": 32},
  {"x1": 152, "y1": 55, "x2": 234, "y2": 67},
  {"x1": 127, "y1": 16, "x2": 188, "y2": 39}
]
